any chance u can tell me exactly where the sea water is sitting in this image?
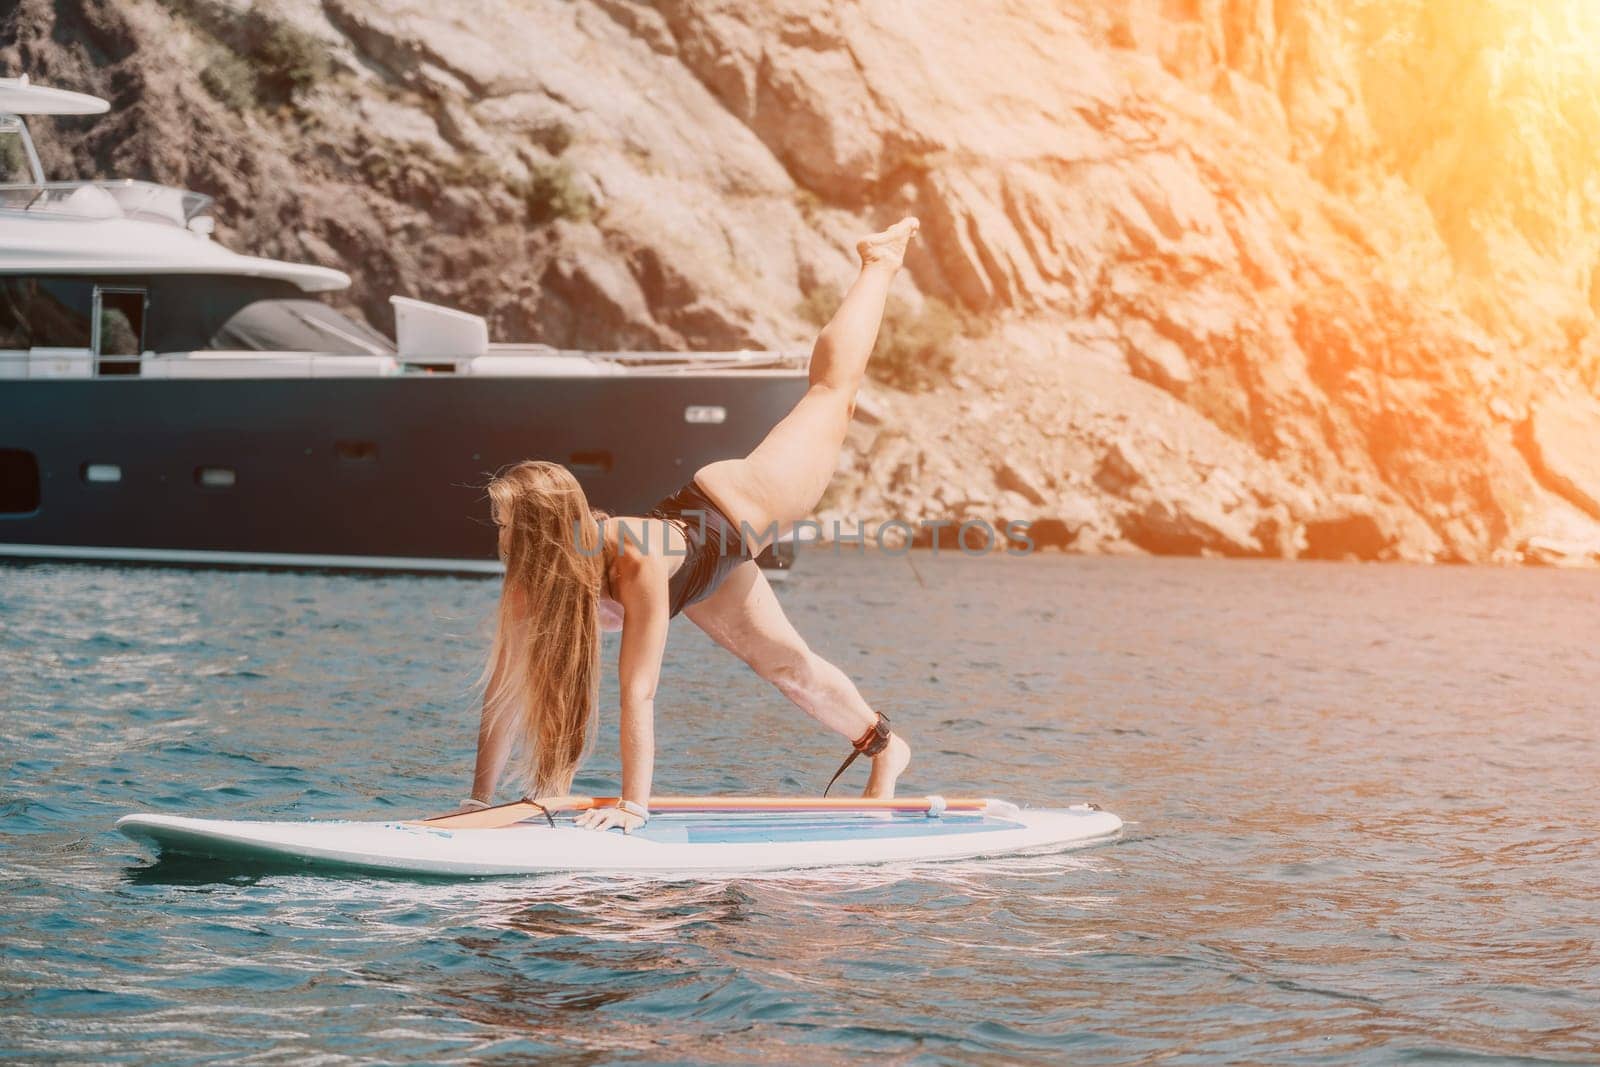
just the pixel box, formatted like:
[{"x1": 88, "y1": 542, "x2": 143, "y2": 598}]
[{"x1": 2, "y1": 553, "x2": 1597, "y2": 1063}]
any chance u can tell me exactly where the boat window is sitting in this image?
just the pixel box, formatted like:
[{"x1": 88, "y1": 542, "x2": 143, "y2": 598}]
[
  {"x1": 82, "y1": 463, "x2": 122, "y2": 484},
  {"x1": 207, "y1": 298, "x2": 394, "y2": 355},
  {"x1": 568, "y1": 450, "x2": 613, "y2": 474},
  {"x1": 0, "y1": 277, "x2": 93, "y2": 349},
  {"x1": 684, "y1": 405, "x2": 727, "y2": 424},
  {"x1": 95, "y1": 288, "x2": 146, "y2": 376},
  {"x1": 132, "y1": 276, "x2": 395, "y2": 356},
  {"x1": 0, "y1": 117, "x2": 34, "y2": 184},
  {"x1": 0, "y1": 450, "x2": 41, "y2": 514},
  {"x1": 0, "y1": 279, "x2": 23, "y2": 350},
  {"x1": 1, "y1": 276, "x2": 395, "y2": 357}
]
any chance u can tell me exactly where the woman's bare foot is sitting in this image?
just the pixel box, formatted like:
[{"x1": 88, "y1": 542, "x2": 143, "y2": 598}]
[
  {"x1": 857, "y1": 216, "x2": 920, "y2": 271},
  {"x1": 863, "y1": 733, "x2": 911, "y2": 798}
]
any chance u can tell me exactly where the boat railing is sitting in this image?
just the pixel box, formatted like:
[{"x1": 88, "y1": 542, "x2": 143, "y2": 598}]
[
  {"x1": 0, "y1": 347, "x2": 810, "y2": 379},
  {"x1": 0, "y1": 179, "x2": 214, "y2": 229},
  {"x1": 0, "y1": 349, "x2": 399, "y2": 380},
  {"x1": 487, "y1": 345, "x2": 810, "y2": 373}
]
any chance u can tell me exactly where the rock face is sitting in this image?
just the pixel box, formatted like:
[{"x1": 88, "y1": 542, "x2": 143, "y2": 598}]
[
  {"x1": 7, "y1": 0, "x2": 1600, "y2": 563},
  {"x1": 1519, "y1": 395, "x2": 1600, "y2": 521}
]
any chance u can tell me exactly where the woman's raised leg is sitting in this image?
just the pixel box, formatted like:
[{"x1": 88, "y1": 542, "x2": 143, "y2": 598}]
[
  {"x1": 683, "y1": 561, "x2": 911, "y2": 796},
  {"x1": 696, "y1": 217, "x2": 919, "y2": 550}
]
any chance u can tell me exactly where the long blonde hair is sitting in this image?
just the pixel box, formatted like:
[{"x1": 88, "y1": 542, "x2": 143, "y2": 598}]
[{"x1": 483, "y1": 460, "x2": 607, "y2": 797}]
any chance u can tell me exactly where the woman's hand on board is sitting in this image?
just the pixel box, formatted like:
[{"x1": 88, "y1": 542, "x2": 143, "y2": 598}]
[{"x1": 574, "y1": 805, "x2": 647, "y2": 834}]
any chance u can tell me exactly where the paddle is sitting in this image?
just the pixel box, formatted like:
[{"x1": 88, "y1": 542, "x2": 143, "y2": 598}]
[{"x1": 419, "y1": 794, "x2": 990, "y2": 829}]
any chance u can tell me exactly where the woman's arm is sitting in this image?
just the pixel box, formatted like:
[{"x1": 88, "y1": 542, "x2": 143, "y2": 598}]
[
  {"x1": 469, "y1": 687, "x2": 512, "y2": 805},
  {"x1": 467, "y1": 625, "x2": 517, "y2": 805},
  {"x1": 576, "y1": 545, "x2": 669, "y2": 832}
]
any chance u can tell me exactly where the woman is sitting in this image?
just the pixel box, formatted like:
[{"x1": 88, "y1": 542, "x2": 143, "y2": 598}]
[{"x1": 463, "y1": 217, "x2": 920, "y2": 833}]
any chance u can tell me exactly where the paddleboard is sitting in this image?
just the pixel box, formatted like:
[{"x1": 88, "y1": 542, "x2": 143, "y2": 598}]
[{"x1": 117, "y1": 797, "x2": 1121, "y2": 878}]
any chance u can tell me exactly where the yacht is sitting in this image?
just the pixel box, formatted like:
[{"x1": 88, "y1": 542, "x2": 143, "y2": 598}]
[{"x1": 0, "y1": 77, "x2": 807, "y2": 573}]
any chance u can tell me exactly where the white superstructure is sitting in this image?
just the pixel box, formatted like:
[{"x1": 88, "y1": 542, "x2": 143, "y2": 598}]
[
  {"x1": 0, "y1": 74, "x2": 803, "y2": 379},
  {"x1": 0, "y1": 76, "x2": 348, "y2": 296}
]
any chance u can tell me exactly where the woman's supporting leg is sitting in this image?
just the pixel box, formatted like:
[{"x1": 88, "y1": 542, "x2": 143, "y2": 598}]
[
  {"x1": 684, "y1": 562, "x2": 911, "y2": 797},
  {"x1": 696, "y1": 217, "x2": 919, "y2": 550}
]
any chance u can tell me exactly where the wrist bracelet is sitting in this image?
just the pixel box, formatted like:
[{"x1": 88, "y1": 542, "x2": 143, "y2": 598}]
[{"x1": 616, "y1": 799, "x2": 649, "y2": 822}]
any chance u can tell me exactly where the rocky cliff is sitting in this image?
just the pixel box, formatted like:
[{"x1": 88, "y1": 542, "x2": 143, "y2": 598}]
[{"x1": 7, "y1": 0, "x2": 1600, "y2": 563}]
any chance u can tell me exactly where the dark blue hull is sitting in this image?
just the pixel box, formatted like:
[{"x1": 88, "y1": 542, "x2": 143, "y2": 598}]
[{"x1": 0, "y1": 373, "x2": 806, "y2": 571}]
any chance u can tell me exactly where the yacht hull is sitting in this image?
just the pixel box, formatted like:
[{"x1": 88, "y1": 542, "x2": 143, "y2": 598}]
[{"x1": 0, "y1": 373, "x2": 807, "y2": 572}]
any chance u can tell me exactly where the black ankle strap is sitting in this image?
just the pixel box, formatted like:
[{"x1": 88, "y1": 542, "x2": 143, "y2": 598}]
[
  {"x1": 853, "y1": 712, "x2": 891, "y2": 757},
  {"x1": 823, "y1": 713, "x2": 891, "y2": 797}
]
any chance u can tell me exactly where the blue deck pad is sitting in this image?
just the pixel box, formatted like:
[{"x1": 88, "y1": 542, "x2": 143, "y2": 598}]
[{"x1": 630, "y1": 810, "x2": 1024, "y2": 846}]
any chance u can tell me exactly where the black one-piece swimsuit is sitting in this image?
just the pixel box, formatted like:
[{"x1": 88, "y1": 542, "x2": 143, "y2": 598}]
[{"x1": 649, "y1": 481, "x2": 753, "y2": 617}]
